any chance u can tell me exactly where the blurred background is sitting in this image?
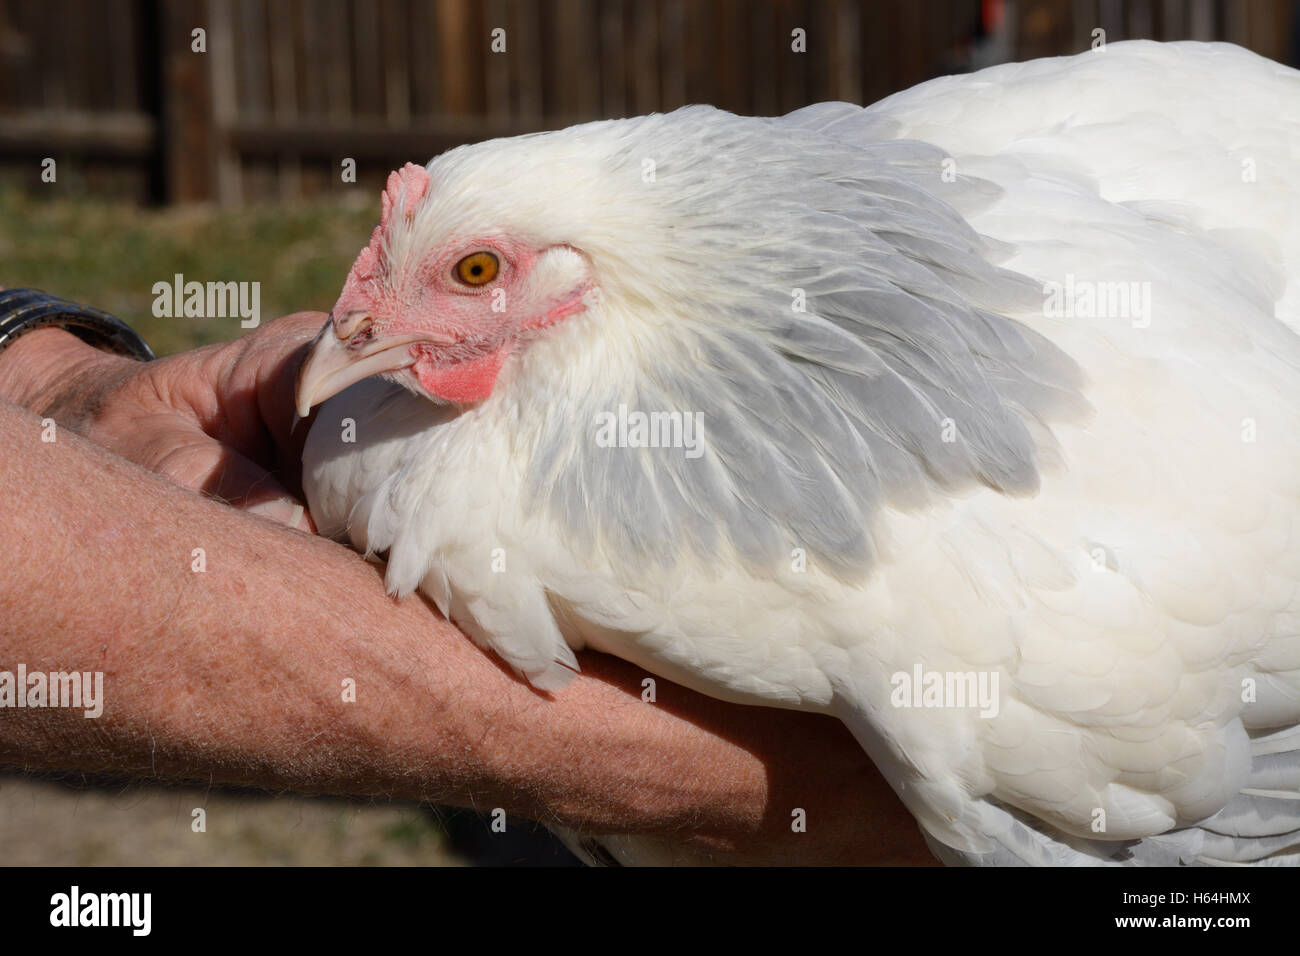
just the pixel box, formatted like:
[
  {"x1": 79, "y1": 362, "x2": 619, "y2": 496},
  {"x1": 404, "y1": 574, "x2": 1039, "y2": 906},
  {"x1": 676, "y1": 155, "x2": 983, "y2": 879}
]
[
  {"x1": 2, "y1": 0, "x2": 1297, "y2": 347},
  {"x1": 1, "y1": 0, "x2": 1297, "y2": 865},
  {"x1": 1, "y1": 0, "x2": 1297, "y2": 205}
]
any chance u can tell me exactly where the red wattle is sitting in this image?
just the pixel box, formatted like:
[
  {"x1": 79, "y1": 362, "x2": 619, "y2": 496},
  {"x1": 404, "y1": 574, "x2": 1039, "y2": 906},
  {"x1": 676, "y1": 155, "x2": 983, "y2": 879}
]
[{"x1": 415, "y1": 347, "x2": 508, "y2": 403}]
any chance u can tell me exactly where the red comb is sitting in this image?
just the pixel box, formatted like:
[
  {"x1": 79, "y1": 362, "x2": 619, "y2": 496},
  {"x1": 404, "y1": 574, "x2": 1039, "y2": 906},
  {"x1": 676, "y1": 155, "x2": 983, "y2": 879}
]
[
  {"x1": 379, "y1": 162, "x2": 431, "y2": 230},
  {"x1": 344, "y1": 162, "x2": 431, "y2": 293}
]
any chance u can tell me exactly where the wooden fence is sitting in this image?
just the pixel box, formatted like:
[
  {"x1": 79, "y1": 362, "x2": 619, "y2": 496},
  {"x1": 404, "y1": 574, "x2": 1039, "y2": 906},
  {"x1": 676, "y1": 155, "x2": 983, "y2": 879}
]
[{"x1": 0, "y1": 0, "x2": 1294, "y2": 204}]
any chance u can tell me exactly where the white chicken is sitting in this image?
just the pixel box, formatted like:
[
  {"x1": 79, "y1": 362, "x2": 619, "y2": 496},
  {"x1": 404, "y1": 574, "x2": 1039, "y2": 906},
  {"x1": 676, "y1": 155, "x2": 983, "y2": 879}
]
[{"x1": 296, "y1": 41, "x2": 1300, "y2": 865}]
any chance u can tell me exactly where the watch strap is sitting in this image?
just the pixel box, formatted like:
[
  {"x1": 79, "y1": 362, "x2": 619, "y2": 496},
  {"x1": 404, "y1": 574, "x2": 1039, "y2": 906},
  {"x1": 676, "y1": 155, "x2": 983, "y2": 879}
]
[{"x1": 0, "y1": 288, "x2": 155, "y2": 361}]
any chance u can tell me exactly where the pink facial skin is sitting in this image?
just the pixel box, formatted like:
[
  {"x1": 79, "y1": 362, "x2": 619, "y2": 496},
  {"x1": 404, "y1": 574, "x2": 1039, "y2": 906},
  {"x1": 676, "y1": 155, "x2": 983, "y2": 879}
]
[{"x1": 330, "y1": 163, "x2": 590, "y2": 404}]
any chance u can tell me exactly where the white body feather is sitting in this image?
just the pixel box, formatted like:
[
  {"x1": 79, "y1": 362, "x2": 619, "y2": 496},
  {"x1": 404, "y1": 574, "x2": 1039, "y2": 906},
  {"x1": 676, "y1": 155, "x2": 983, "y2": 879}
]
[{"x1": 304, "y1": 42, "x2": 1300, "y2": 864}]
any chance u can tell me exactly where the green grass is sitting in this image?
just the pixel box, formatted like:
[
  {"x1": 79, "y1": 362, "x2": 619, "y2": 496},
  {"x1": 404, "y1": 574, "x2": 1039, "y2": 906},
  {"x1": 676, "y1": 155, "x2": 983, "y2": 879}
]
[{"x1": 0, "y1": 191, "x2": 379, "y2": 356}]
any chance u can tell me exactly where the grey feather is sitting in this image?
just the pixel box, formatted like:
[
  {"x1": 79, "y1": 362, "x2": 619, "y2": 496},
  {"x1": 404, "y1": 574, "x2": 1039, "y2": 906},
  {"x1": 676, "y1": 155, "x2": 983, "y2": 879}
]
[{"x1": 526, "y1": 105, "x2": 1087, "y2": 580}]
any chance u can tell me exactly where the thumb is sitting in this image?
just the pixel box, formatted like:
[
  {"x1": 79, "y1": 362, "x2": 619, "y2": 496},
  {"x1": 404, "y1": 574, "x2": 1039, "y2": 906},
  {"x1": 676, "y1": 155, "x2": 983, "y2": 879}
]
[
  {"x1": 209, "y1": 454, "x2": 318, "y2": 533},
  {"x1": 143, "y1": 426, "x2": 317, "y2": 533},
  {"x1": 244, "y1": 495, "x2": 316, "y2": 533}
]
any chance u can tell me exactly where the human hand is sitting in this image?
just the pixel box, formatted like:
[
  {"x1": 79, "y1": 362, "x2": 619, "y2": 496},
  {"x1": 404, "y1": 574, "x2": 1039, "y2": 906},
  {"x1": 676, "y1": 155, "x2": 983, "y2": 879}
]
[
  {"x1": 0, "y1": 312, "x2": 327, "y2": 528},
  {"x1": 527, "y1": 650, "x2": 936, "y2": 865}
]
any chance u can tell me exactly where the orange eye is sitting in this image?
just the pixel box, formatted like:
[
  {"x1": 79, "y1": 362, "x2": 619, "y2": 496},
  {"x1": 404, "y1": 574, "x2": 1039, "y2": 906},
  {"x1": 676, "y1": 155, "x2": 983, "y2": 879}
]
[{"x1": 454, "y1": 251, "x2": 499, "y2": 286}]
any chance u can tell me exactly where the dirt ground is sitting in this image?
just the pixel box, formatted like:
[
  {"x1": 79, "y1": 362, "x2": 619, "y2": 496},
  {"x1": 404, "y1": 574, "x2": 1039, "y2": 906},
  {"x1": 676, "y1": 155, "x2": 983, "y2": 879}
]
[
  {"x1": 0, "y1": 771, "x2": 465, "y2": 866},
  {"x1": 0, "y1": 769, "x2": 585, "y2": 866}
]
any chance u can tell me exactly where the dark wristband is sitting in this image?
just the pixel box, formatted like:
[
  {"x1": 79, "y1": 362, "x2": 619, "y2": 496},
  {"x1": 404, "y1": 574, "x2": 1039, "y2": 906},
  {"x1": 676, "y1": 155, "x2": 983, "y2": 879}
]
[{"x1": 0, "y1": 288, "x2": 155, "y2": 361}]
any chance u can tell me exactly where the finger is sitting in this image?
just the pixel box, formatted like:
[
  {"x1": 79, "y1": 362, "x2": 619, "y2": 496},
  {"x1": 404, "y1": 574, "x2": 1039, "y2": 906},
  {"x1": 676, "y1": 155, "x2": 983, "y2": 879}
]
[
  {"x1": 141, "y1": 426, "x2": 316, "y2": 533},
  {"x1": 237, "y1": 312, "x2": 331, "y2": 495},
  {"x1": 245, "y1": 497, "x2": 317, "y2": 533},
  {"x1": 201, "y1": 444, "x2": 318, "y2": 533},
  {"x1": 178, "y1": 312, "x2": 328, "y2": 499},
  {"x1": 248, "y1": 312, "x2": 330, "y2": 455}
]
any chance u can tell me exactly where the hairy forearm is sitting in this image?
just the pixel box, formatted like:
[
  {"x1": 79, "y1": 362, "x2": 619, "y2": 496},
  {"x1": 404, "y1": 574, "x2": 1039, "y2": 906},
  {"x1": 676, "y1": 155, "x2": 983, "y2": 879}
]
[{"x1": 0, "y1": 396, "x2": 475, "y2": 793}]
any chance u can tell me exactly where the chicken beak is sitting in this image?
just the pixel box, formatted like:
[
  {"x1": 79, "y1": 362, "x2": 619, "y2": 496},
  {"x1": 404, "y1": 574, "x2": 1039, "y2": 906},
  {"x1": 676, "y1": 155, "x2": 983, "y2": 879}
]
[{"x1": 295, "y1": 318, "x2": 424, "y2": 417}]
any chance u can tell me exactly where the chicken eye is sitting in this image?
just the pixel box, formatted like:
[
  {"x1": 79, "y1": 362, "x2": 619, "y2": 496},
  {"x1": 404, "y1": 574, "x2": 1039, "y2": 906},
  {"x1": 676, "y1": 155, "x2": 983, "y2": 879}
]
[{"x1": 454, "y1": 251, "x2": 499, "y2": 286}]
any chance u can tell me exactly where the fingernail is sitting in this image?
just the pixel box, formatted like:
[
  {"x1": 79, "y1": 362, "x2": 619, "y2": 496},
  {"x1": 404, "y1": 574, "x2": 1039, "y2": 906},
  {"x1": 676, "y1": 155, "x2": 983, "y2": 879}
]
[{"x1": 247, "y1": 498, "x2": 307, "y2": 530}]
